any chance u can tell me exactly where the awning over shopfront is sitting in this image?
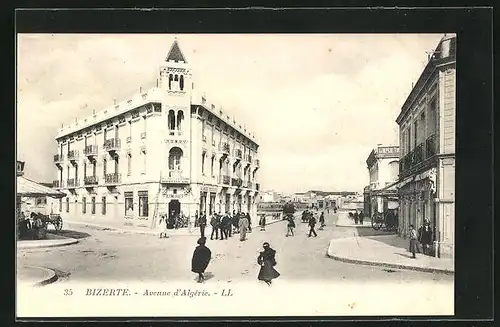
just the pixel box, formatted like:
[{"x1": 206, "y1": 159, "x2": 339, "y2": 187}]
[{"x1": 17, "y1": 176, "x2": 66, "y2": 198}]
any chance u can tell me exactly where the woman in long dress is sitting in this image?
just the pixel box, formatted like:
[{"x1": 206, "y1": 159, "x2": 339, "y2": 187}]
[
  {"x1": 238, "y1": 215, "x2": 249, "y2": 241},
  {"x1": 257, "y1": 242, "x2": 280, "y2": 286},
  {"x1": 191, "y1": 237, "x2": 212, "y2": 283}
]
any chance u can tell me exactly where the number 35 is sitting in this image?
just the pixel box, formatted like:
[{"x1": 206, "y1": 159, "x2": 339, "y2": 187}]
[{"x1": 64, "y1": 289, "x2": 73, "y2": 296}]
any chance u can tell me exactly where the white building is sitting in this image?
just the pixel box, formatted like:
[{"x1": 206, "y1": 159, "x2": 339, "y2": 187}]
[
  {"x1": 363, "y1": 145, "x2": 400, "y2": 217},
  {"x1": 52, "y1": 40, "x2": 260, "y2": 230}
]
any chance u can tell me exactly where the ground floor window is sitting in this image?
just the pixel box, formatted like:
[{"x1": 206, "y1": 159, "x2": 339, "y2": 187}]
[
  {"x1": 102, "y1": 196, "x2": 106, "y2": 215},
  {"x1": 91, "y1": 197, "x2": 96, "y2": 214},
  {"x1": 66, "y1": 197, "x2": 69, "y2": 212},
  {"x1": 138, "y1": 191, "x2": 149, "y2": 217},
  {"x1": 125, "y1": 191, "x2": 133, "y2": 216},
  {"x1": 82, "y1": 197, "x2": 87, "y2": 214}
]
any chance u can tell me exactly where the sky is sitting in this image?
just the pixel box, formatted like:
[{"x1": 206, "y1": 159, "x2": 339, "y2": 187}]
[{"x1": 17, "y1": 33, "x2": 444, "y2": 194}]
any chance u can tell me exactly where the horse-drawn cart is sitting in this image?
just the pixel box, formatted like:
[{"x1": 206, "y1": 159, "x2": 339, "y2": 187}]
[{"x1": 38, "y1": 213, "x2": 64, "y2": 231}]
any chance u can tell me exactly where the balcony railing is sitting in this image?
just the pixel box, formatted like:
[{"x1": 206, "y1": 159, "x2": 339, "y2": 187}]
[
  {"x1": 52, "y1": 180, "x2": 60, "y2": 188},
  {"x1": 234, "y1": 149, "x2": 242, "y2": 160},
  {"x1": 245, "y1": 154, "x2": 252, "y2": 163},
  {"x1": 126, "y1": 136, "x2": 132, "y2": 143},
  {"x1": 141, "y1": 132, "x2": 147, "y2": 140},
  {"x1": 168, "y1": 129, "x2": 183, "y2": 136},
  {"x1": 54, "y1": 154, "x2": 64, "y2": 164},
  {"x1": 104, "y1": 173, "x2": 121, "y2": 185},
  {"x1": 68, "y1": 150, "x2": 79, "y2": 161},
  {"x1": 212, "y1": 139, "x2": 216, "y2": 146},
  {"x1": 219, "y1": 175, "x2": 230, "y2": 185},
  {"x1": 84, "y1": 145, "x2": 98, "y2": 157},
  {"x1": 426, "y1": 134, "x2": 436, "y2": 158},
  {"x1": 67, "y1": 178, "x2": 79, "y2": 188},
  {"x1": 253, "y1": 159, "x2": 260, "y2": 167},
  {"x1": 414, "y1": 143, "x2": 424, "y2": 163},
  {"x1": 84, "y1": 175, "x2": 98, "y2": 186},
  {"x1": 202, "y1": 135, "x2": 207, "y2": 142},
  {"x1": 104, "y1": 138, "x2": 121, "y2": 152},
  {"x1": 160, "y1": 170, "x2": 190, "y2": 184},
  {"x1": 256, "y1": 183, "x2": 260, "y2": 191},
  {"x1": 219, "y1": 142, "x2": 230, "y2": 155},
  {"x1": 231, "y1": 177, "x2": 243, "y2": 187}
]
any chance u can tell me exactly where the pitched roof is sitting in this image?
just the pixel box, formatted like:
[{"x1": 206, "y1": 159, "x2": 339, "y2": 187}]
[
  {"x1": 17, "y1": 177, "x2": 66, "y2": 198},
  {"x1": 166, "y1": 40, "x2": 187, "y2": 63}
]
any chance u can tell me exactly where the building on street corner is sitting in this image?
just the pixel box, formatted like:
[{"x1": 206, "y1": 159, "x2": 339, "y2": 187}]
[
  {"x1": 363, "y1": 145, "x2": 400, "y2": 219},
  {"x1": 394, "y1": 34, "x2": 456, "y2": 259},
  {"x1": 51, "y1": 39, "x2": 261, "y2": 230}
]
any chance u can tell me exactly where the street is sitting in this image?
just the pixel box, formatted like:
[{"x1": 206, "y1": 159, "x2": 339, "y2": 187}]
[{"x1": 17, "y1": 211, "x2": 453, "y2": 285}]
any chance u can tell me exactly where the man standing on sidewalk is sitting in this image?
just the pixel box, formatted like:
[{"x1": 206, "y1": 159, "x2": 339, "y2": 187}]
[
  {"x1": 210, "y1": 213, "x2": 220, "y2": 240},
  {"x1": 409, "y1": 224, "x2": 418, "y2": 259}
]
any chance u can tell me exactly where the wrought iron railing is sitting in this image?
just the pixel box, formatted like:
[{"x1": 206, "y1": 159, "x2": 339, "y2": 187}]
[
  {"x1": 104, "y1": 173, "x2": 121, "y2": 185},
  {"x1": 84, "y1": 145, "x2": 98, "y2": 156},
  {"x1": 220, "y1": 175, "x2": 230, "y2": 185},
  {"x1": 104, "y1": 138, "x2": 121, "y2": 151},
  {"x1": 68, "y1": 150, "x2": 79, "y2": 161},
  {"x1": 219, "y1": 142, "x2": 230, "y2": 154},
  {"x1": 426, "y1": 134, "x2": 436, "y2": 158},
  {"x1": 84, "y1": 175, "x2": 98, "y2": 185}
]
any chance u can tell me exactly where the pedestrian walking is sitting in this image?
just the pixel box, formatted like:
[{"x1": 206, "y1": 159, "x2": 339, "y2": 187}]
[
  {"x1": 308, "y1": 214, "x2": 317, "y2": 237},
  {"x1": 226, "y1": 213, "x2": 233, "y2": 237},
  {"x1": 286, "y1": 214, "x2": 295, "y2": 237},
  {"x1": 409, "y1": 224, "x2": 418, "y2": 259},
  {"x1": 257, "y1": 242, "x2": 280, "y2": 286},
  {"x1": 418, "y1": 219, "x2": 433, "y2": 255},
  {"x1": 359, "y1": 210, "x2": 364, "y2": 225},
  {"x1": 220, "y1": 214, "x2": 229, "y2": 240},
  {"x1": 191, "y1": 237, "x2": 211, "y2": 283},
  {"x1": 319, "y1": 212, "x2": 325, "y2": 230},
  {"x1": 232, "y1": 213, "x2": 239, "y2": 234},
  {"x1": 238, "y1": 214, "x2": 249, "y2": 241},
  {"x1": 353, "y1": 210, "x2": 359, "y2": 224},
  {"x1": 259, "y1": 214, "x2": 266, "y2": 231},
  {"x1": 246, "y1": 213, "x2": 252, "y2": 232},
  {"x1": 210, "y1": 214, "x2": 220, "y2": 240},
  {"x1": 198, "y1": 213, "x2": 207, "y2": 238}
]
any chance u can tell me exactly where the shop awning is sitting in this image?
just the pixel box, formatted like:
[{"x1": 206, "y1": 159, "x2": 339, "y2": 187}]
[{"x1": 17, "y1": 176, "x2": 66, "y2": 198}]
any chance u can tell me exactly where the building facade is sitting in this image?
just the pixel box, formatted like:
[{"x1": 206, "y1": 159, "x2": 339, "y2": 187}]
[
  {"x1": 395, "y1": 34, "x2": 456, "y2": 258},
  {"x1": 52, "y1": 40, "x2": 261, "y2": 229},
  {"x1": 363, "y1": 145, "x2": 400, "y2": 218}
]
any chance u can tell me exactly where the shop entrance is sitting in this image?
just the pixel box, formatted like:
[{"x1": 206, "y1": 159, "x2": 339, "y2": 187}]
[{"x1": 167, "y1": 200, "x2": 181, "y2": 229}]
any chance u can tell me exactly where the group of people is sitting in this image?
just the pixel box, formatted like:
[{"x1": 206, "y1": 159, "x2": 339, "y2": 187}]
[
  {"x1": 350, "y1": 209, "x2": 365, "y2": 225},
  {"x1": 408, "y1": 219, "x2": 434, "y2": 258},
  {"x1": 299, "y1": 211, "x2": 326, "y2": 237},
  {"x1": 191, "y1": 237, "x2": 280, "y2": 286},
  {"x1": 17, "y1": 211, "x2": 46, "y2": 240},
  {"x1": 196, "y1": 211, "x2": 253, "y2": 242}
]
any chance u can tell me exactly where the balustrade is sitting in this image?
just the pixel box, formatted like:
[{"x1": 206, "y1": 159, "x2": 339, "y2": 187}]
[{"x1": 104, "y1": 173, "x2": 121, "y2": 185}]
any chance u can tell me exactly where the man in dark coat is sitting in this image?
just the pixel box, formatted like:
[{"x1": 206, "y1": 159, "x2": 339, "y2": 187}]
[
  {"x1": 210, "y1": 214, "x2": 220, "y2": 240},
  {"x1": 191, "y1": 237, "x2": 211, "y2": 283},
  {"x1": 418, "y1": 219, "x2": 433, "y2": 255},
  {"x1": 198, "y1": 213, "x2": 207, "y2": 238},
  {"x1": 308, "y1": 214, "x2": 318, "y2": 237},
  {"x1": 353, "y1": 210, "x2": 359, "y2": 224},
  {"x1": 359, "y1": 210, "x2": 364, "y2": 224},
  {"x1": 246, "y1": 213, "x2": 252, "y2": 232},
  {"x1": 257, "y1": 242, "x2": 280, "y2": 286},
  {"x1": 226, "y1": 213, "x2": 233, "y2": 238},
  {"x1": 319, "y1": 212, "x2": 325, "y2": 230},
  {"x1": 232, "y1": 213, "x2": 239, "y2": 233},
  {"x1": 220, "y1": 214, "x2": 229, "y2": 240}
]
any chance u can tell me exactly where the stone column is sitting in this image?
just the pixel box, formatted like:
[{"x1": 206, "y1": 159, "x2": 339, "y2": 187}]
[{"x1": 205, "y1": 191, "x2": 210, "y2": 217}]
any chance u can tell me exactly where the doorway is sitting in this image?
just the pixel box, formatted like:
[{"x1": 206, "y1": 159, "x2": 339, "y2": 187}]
[{"x1": 167, "y1": 200, "x2": 181, "y2": 229}]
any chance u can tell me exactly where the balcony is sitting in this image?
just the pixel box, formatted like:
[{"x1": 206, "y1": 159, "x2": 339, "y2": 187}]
[
  {"x1": 202, "y1": 135, "x2": 207, "y2": 142},
  {"x1": 54, "y1": 154, "x2": 64, "y2": 166},
  {"x1": 256, "y1": 183, "x2": 260, "y2": 191},
  {"x1": 426, "y1": 134, "x2": 436, "y2": 158},
  {"x1": 414, "y1": 143, "x2": 424, "y2": 163},
  {"x1": 52, "y1": 180, "x2": 61, "y2": 188},
  {"x1": 141, "y1": 132, "x2": 147, "y2": 140},
  {"x1": 219, "y1": 175, "x2": 230, "y2": 186},
  {"x1": 126, "y1": 136, "x2": 132, "y2": 143},
  {"x1": 219, "y1": 142, "x2": 230, "y2": 155},
  {"x1": 168, "y1": 129, "x2": 183, "y2": 136},
  {"x1": 104, "y1": 138, "x2": 121, "y2": 153},
  {"x1": 160, "y1": 170, "x2": 190, "y2": 184},
  {"x1": 233, "y1": 149, "x2": 242, "y2": 160},
  {"x1": 68, "y1": 150, "x2": 79, "y2": 162},
  {"x1": 67, "y1": 178, "x2": 79, "y2": 189},
  {"x1": 245, "y1": 154, "x2": 252, "y2": 163},
  {"x1": 84, "y1": 175, "x2": 98, "y2": 186},
  {"x1": 84, "y1": 145, "x2": 98, "y2": 159},
  {"x1": 253, "y1": 158, "x2": 260, "y2": 167},
  {"x1": 104, "y1": 173, "x2": 121, "y2": 186},
  {"x1": 212, "y1": 139, "x2": 216, "y2": 147},
  {"x1": 231, "y1": 177, "x2": 243, "y2": 188}
]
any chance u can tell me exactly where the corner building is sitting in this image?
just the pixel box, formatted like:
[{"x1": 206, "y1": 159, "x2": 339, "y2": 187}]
[
  {"x1": 395, "y1": 35, "x2": 455, "y2": 258},
  {"x1": 52, "y1": 40, "x2": 261, "y2": 230}
]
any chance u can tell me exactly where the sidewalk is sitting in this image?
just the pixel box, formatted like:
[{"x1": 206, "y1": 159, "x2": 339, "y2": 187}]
[
  {"x1": 17, "y1": 265, "x2": 58, "y2": 287},
  {"x1": 335, "y1": 212, "x2": 371, "y2": 228},
  {"x1": 326, "y1": 234, "x2": 454, "y2": 275},
  {"x1": 17, "y1": 233, "x2": 79, "y2": 249},
  {"x1": 65, "y1": 214, "x2": 290, "y2": 237}
]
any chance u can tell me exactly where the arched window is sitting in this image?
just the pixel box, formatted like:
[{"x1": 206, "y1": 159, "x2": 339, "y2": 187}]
[
  {"x1": 168, "y1": 110, "x2": 175, "y2": 130},
  {"x1": 168, "y1": 74, "x2": 173, "y2": 90},
  {"x1": 179, "y1": 75, "x2": 184, "y2": 91},
  {"x1": 388, "y1": 160, "x2": 399, "y2": 182},
  {"x1": 168, "y1": 147, "x2": 183, "y2": 171},
  {"x1": 177, "y1": 110, "x2": 184, "y2": 130}
]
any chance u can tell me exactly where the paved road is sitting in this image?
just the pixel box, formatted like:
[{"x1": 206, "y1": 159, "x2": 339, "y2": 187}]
[{"x1": 17, "y1": 211, "x2": 454, "y2": 285}]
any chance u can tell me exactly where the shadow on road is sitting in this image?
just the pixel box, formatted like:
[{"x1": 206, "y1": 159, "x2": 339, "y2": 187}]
[
  {"x1": 356, "y1": 227, "x2": 396, "y2": 238},
  {"x1": 53, "y1": 230, "x2": 92, "y2": 239}
]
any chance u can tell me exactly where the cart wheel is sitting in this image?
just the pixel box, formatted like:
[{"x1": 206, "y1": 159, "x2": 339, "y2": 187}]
[
  {"x1": 55, "y1": 218, "x2": 63, "y2": 231},
  {"x1": 371, "y1": 213, "x2": 382, "y2": 230}
]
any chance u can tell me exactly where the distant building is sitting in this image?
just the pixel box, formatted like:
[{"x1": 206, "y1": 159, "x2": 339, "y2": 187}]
[
  {"x1": 258, "y1": 190, "x2": 280, "y2": 203},
  {"x1": 363, "y1": 145, "x2": 400, "y2": 218},
  {"x1": 395, "y1": 34, "x2": 456, "y2": 259}
]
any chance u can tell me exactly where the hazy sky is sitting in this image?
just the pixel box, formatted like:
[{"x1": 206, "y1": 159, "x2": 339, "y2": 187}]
[{"x1": 17, "y1": 33, "x2": 443, "y2": 194}]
